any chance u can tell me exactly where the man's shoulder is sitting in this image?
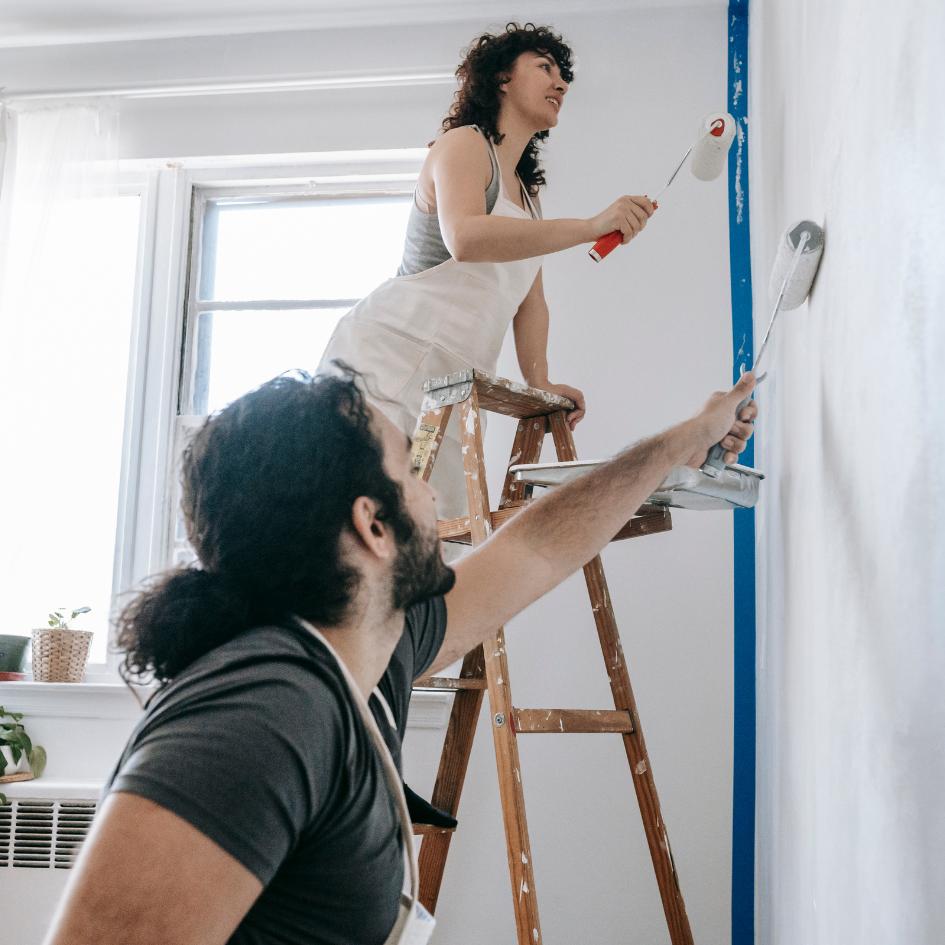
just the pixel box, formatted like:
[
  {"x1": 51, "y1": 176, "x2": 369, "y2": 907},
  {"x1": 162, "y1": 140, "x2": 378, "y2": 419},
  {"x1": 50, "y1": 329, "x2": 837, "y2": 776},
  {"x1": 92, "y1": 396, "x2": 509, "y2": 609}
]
[
  {"x1": 391, "y1": 596, "x2": 447, "y2": 684},
  {"x1": 149, "y1": 623, "x2": 346, "y2": 720},
  {"x1": 405, "y1": 595, "x2": 447, "y2": 629}
]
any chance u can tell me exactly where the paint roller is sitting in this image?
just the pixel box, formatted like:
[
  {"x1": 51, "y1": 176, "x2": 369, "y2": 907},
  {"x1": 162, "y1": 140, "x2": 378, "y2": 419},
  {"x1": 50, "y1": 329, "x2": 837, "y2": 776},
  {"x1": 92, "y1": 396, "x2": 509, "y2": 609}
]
[
  {"x1": 589, "y1": 112, "x2": 736, "y2": 263},
  {"x1": 701, "y1": 219, "x2": 826, "y2": 477}
]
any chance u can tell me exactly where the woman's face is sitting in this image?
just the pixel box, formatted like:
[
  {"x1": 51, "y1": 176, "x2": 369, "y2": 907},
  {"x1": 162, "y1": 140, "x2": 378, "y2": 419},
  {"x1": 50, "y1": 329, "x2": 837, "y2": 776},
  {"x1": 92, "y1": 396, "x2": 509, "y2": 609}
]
[{"x1": 499, "y1": 50, "x2": 569, "y2": 131}]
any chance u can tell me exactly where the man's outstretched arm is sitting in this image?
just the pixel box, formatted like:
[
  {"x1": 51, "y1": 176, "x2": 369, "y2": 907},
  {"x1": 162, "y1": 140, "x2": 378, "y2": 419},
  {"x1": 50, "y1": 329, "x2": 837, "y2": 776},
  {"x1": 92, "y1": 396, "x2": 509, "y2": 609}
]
[{"x1": 430, "y1": 373, "x2": 757, "y2": 674}]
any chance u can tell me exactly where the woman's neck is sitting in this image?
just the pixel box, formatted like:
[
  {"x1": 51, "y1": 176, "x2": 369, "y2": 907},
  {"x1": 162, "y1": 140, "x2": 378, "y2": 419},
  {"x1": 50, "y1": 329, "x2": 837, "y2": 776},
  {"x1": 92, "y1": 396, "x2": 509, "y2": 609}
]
[{"x1": 493, "y1": 111, "x2": 537, "y2": 185}]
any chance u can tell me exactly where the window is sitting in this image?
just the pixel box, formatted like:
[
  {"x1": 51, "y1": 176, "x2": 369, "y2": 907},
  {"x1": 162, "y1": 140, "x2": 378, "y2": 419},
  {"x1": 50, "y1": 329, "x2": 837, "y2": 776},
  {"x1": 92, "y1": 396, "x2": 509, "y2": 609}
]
[
  {"x1": 3, "y1": 152, "x2": 422, "y2": 677},
  {"x1": 181, "y1": 189, "x2": 413, "y2": 417},
  {"x1": 166, "y1": 167, "x2": 418, "y2": 568},
  {"x1": 2, "y1": 194, "x2": 142, "y2": 667}
]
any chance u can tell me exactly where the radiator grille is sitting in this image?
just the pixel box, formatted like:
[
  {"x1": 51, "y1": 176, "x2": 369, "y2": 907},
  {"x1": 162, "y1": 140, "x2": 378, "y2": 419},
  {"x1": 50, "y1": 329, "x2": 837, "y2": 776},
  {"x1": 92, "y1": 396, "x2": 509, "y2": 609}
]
[{"x1": 0, "y1": 799, "x2": 97, "y2": 869}]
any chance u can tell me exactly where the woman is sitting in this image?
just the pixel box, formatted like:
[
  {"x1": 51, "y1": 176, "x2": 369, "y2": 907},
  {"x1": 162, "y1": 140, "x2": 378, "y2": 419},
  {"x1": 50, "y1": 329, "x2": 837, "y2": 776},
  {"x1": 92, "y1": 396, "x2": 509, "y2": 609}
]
[{"x1": 319, "y1": 22, "x2": 655, "y2": 516}]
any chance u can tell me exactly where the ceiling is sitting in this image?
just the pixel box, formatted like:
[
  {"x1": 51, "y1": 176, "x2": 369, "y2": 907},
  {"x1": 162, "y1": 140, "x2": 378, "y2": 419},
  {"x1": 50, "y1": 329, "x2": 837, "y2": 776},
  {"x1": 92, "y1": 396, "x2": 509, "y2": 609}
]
[{"x1": 0, "y1": 0, "x2": 725, "y2": 49}]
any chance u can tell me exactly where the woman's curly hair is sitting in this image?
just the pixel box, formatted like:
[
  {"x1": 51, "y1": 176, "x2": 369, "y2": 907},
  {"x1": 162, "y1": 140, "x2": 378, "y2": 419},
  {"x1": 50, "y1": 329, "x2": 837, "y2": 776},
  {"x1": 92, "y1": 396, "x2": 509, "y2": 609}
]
[{"x1": 441, "y1": 22, "x2": 575, "y2": 196}]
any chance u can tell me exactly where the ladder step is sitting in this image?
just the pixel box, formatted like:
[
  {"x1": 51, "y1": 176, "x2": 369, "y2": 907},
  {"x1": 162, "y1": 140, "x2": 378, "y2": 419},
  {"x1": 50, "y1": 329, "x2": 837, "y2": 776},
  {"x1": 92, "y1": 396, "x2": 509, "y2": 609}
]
[
  {"x1": 512, "y1": 709, "x2": 635, "y2": 734},
  {"x1": 413, "y1": 675, "x2": 487, "y2": 691},
  {"x1": 422, "y1": 368, "x2": 573, "y2": 419},
  {"x1": 439, "y1": 504, "x2": 671, "y2": 545},
  {"x1": 438, "y1": 504, "x2": 524, "y2": 543},
  {"x1": 412, "y1": 823, "x2": 457, "y2": 836}
]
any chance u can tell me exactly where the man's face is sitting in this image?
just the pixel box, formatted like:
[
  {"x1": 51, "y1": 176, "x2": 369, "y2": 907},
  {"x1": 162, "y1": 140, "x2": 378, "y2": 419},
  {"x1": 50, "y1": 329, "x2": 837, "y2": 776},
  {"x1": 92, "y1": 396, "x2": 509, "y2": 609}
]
[{"x1": 373, "y1": 409, "x2": 455, "y2": 608}]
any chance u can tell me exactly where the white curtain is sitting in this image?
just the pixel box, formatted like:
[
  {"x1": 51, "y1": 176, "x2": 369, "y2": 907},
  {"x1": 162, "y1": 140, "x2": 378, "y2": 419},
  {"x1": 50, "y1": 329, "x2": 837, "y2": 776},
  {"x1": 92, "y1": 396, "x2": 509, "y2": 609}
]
[{"x1": 0, "y1": 101, "x2": 129, "y2": 663}]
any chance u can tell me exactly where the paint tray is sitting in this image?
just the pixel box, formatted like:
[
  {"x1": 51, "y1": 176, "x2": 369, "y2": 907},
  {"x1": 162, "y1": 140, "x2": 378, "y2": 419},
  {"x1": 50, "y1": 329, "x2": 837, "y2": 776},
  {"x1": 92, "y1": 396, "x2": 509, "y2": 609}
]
[{"x1": 509, "y1": 460, "x2": 763, "y2": 510}]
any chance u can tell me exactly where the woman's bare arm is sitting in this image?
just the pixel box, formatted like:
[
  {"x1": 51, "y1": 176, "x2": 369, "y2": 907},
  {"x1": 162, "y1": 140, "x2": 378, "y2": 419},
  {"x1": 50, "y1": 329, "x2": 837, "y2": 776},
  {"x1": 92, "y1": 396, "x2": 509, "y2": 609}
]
[
  {"x1": 512, "y1": 269, "x2": 551, "y2": 386},
  {"x1": 428, "y1": 127, "x2": 653, "y2": 262},
  {"x1": 513, "y1": 270, "x2": 586, "y2": 427}
]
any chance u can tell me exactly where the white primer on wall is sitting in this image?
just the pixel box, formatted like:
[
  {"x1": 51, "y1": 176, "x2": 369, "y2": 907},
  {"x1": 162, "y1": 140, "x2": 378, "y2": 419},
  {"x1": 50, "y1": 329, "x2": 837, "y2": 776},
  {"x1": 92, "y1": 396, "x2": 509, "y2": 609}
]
[
  {"x1": 0, "y1": 7, "x2": 738, "y2": 944},
  {"x1": 750, "y1": 2, "x2": 945, "y2": 943}
]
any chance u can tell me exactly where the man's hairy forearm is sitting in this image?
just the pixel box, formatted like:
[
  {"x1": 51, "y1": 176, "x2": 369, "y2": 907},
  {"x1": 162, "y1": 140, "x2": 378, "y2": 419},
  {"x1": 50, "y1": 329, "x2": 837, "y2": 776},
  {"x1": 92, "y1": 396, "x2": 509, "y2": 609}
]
[{"x1": 500, "y1": 421, "x2": 698, "y2": 581}]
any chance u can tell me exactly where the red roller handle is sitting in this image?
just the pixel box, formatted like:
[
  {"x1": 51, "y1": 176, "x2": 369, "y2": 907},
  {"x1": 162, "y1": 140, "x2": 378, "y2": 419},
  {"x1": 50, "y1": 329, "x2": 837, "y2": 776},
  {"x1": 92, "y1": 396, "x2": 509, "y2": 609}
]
[{"x1": 588, "y1": 230, "x2": 622, "y2": 263}]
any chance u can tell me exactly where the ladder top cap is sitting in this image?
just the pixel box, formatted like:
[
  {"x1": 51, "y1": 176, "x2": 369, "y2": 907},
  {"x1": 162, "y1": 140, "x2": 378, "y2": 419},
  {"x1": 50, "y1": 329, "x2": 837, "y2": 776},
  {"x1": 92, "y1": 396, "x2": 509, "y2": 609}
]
[{"x1": 421, "y1": 369, "x2": 575, "y2": 418}]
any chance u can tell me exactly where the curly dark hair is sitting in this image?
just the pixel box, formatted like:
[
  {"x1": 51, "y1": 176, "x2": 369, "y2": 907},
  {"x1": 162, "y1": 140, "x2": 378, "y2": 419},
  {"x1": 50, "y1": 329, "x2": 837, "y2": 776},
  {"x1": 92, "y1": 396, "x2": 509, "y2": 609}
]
[
  {"x1": 441, "y1": 22, "x2": 575, "y2": 196},
  {"x1": 115, "y1": 366, "x2": 414, "y2": 687}
]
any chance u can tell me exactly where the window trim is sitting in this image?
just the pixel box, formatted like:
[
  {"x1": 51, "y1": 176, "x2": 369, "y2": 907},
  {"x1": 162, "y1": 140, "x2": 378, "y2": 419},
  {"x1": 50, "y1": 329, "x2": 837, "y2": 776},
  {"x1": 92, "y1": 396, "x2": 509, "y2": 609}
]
[
  {"x1": 178, "y1": 181, "x2": 418, "y2": 416},
  {"x1": 105, "y1": 151, "x2": 423, "y2": 684},
  {"x1": 167, "y1": 157, "x2": 421, "y2": 574},
  {"x1": 15, "y1": 148, "x2": 452, "y2": 732}
]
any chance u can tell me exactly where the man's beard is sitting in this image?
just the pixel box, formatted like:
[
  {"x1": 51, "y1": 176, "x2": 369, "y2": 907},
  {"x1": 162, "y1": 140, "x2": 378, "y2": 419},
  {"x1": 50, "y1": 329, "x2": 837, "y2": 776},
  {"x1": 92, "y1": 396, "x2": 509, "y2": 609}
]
[{"x1": 391, "y1": 516, "x2": 456, "y2": 610}]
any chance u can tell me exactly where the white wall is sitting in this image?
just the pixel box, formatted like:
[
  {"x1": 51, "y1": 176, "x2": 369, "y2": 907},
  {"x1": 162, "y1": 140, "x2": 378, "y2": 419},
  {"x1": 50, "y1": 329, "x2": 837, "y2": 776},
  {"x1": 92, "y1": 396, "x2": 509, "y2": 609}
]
[
  {"x1": 0, "y1": 6, "x2": 738, "y2": 944},
  {"x1": 749, "y1": 2, "x2": 945, "y2": 944}
]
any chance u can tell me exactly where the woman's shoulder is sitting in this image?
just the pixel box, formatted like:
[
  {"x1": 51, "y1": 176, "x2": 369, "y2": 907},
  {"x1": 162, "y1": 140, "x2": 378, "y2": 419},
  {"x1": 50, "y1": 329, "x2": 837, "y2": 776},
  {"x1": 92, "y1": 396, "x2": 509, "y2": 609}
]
[
  {"x1": 439, "y1": 123, "x2": 483, "y2": 140},
  {"x1": 431, "y1": 124, "x2": 490, "y2": 156},
  {"x1": 428, "y1": 125, "x2": 492, "y2": 181}
]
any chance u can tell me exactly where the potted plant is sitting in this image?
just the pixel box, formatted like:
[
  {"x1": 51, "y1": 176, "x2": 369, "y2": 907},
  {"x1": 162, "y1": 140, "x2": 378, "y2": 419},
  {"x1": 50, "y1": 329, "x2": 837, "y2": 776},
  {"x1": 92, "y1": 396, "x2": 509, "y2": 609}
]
[
  {"x1": 0, "y1": 634, "x2": 31, "y2": 680},
  {"x1": 0, "y1": 705, "x2": 47, "y2": 805},
  {"x1": 32, "y1": 606, "x2": 94, "y2": 683}
]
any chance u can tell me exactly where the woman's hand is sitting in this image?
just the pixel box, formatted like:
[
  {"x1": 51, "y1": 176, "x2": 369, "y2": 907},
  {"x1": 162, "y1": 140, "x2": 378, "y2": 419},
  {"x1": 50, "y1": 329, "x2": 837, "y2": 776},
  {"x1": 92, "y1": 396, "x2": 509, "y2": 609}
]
[
  {"x1": 586, "y1": 195, "x2": 656, "y2": 245},
  {"x1": 536, "y1": 382, "x2": 586, "y2": 430}
]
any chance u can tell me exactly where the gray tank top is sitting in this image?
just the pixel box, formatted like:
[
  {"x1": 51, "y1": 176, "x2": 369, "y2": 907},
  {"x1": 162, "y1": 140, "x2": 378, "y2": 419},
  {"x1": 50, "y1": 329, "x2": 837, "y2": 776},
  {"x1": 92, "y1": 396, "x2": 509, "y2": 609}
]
[{"x1": 396, "y1": 127, "x2": 504, "y2": 277}]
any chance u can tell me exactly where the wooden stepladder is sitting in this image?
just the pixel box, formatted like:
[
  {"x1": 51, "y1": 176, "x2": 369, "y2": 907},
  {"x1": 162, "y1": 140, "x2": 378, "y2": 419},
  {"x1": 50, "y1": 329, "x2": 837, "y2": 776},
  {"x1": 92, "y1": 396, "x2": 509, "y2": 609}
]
[{"x1": 409, "y1": 369, "x2": 694, "y2": 945}]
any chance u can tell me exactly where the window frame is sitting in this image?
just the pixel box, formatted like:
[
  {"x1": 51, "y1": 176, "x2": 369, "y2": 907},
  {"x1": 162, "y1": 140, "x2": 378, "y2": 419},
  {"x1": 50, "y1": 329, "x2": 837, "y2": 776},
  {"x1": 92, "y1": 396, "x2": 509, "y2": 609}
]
[
  {"x1": 74, "y1": 170, "x2": 158, "y2": 679},
  {"x1": 179, "y1": 181, "x2": 417, "y2": 417},
  {"x1": 121, "y1": 151, "x2": 425, "y2": 678},
  {"x1": 6, "y1": 150, "x2": 426, "y2": 686},
  {"x1": 4, "y1": 148, "x2": 451, "y2": 734}
]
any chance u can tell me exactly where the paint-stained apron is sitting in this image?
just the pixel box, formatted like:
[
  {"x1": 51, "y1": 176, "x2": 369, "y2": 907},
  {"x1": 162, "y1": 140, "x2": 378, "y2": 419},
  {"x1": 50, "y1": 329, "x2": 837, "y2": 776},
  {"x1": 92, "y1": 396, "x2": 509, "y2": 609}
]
[{"x1": 318, "y1": 133, "x2": 543, "y2": 517}]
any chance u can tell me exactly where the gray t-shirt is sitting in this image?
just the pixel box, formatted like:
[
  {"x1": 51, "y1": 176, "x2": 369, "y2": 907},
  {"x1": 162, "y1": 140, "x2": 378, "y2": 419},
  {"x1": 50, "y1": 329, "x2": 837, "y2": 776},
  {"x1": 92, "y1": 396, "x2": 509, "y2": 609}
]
[{"x1": 105, "y1": 597, "x2": 448, "y2": 945}]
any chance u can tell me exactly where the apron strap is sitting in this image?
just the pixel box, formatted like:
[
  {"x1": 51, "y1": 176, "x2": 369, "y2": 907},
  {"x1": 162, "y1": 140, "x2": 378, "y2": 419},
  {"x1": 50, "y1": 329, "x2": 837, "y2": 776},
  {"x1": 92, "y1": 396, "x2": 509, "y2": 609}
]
[
  {"x1": 294, "y1": 618, "x2": 420, "y2": 904},
  {"x1": 518, "y1": 178, "x2": 541, "y2": 220},
  {"x1": 479, "y1": 126, "x2": 540, "y2": 221}
]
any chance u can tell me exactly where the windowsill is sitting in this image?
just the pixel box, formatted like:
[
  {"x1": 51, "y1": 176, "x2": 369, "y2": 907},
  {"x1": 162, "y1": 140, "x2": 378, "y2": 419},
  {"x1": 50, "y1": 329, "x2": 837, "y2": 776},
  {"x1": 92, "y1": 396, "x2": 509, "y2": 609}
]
[{"x1": 0, "y1": 680, "x2": 143, "y2": 720}]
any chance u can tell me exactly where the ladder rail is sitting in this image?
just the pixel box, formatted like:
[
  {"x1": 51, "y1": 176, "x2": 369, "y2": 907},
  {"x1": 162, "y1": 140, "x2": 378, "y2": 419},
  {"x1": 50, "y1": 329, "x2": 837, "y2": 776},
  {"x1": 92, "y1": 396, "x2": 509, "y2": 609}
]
[
  {"x1": 459, "y1": 387, "x2": 544, "y2": 945},
  {"x1": 410, "y1": 370, "x2": 693, "y2": 945},
  {"x1": 548, "y1": 411, "x2": 693, "y2": 945}
]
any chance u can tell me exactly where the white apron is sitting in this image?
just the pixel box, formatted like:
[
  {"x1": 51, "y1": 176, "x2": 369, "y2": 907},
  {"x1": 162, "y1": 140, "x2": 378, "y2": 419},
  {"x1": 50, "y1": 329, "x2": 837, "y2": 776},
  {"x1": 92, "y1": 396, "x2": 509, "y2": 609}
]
[
  {"x1": 318, "y1": 131, "x2": 543, "y2": 517},
  {"x1": 296, "y1": 618, "x2": 435, "y2": 945}
]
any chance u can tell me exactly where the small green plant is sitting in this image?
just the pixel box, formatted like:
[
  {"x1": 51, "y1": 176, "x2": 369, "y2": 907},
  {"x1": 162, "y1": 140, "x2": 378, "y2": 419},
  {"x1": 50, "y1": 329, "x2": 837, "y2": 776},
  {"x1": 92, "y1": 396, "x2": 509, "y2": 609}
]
[
  {"x1": 0, "y1": 705, "x2": 47, "y2": 805},
  {"x1": 47, "y1": 606, "x2": 91, "y2": 630}
]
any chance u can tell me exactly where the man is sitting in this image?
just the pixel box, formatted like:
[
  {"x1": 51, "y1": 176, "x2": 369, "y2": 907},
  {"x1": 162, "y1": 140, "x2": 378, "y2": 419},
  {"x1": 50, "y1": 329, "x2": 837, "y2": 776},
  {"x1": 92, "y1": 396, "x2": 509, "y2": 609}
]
[{"x1": 44, "y1": 366, "x2": 756, "y2": 945}]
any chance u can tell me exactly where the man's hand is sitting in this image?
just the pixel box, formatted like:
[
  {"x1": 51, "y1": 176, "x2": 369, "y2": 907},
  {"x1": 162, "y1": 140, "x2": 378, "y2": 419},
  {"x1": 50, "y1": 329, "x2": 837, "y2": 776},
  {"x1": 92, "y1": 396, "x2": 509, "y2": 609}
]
[
  {"x1": 681, "y1": 372, "x2": 757, "y2": 468},
  {"x1": 431, "y1": 371, "x2": 760, "y2": 674}
]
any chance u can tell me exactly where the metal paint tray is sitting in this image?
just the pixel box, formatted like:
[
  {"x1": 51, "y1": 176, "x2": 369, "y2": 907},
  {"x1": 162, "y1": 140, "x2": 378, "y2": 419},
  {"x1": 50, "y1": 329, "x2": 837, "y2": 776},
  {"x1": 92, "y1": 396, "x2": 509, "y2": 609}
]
[{"x1": 509, "y1": 460, "x2": 764, "y2": 510}]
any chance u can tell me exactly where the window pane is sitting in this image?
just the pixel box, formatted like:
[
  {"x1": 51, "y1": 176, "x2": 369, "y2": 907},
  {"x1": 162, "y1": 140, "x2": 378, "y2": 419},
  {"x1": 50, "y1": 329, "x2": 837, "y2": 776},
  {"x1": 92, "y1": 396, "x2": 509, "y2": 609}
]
[
  {"x1": 199, "y1": 308, "x2": 350, "y2": 414},
  {"x1": 205, "y1": 195, "x2": 413, "y2": 302},
  {"x1": 1, "y1": 195, "x2": 140, "y2": 666}
]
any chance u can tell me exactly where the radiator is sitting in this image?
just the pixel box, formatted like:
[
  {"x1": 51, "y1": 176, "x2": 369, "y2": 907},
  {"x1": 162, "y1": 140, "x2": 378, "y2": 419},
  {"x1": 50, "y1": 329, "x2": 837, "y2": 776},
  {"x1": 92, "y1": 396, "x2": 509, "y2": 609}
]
[
  {"x1": 0, "y1": 796, "x2": 97, "y2": 870},
  {"x1": 0, "y1": 783, "x2": 100, "y2": 943}
]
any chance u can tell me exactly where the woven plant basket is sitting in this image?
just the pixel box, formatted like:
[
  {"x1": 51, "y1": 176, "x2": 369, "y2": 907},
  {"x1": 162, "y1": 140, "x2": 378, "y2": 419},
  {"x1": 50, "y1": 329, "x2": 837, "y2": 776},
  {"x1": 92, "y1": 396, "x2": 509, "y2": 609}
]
[{"x1": 31, "y1": 628, "x2": 93, "y2": 683}]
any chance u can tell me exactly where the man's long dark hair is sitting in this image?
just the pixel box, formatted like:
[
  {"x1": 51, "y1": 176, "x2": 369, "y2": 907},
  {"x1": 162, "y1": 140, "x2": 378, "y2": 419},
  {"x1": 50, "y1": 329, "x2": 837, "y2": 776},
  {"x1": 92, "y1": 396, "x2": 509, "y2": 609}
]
[
  {"x1": 440, "y1": 22, "x2": 575, "y2": 196},
  {"x1": 115, "y1": 367, "x2": 412, "y2": 688}
]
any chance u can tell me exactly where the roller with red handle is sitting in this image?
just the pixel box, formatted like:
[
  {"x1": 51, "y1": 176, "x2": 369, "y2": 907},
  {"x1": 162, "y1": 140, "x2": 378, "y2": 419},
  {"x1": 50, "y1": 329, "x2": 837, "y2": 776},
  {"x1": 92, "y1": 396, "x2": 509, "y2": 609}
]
[{"x1": 589, "y1": 112, "x2": 736, "y2": 263}]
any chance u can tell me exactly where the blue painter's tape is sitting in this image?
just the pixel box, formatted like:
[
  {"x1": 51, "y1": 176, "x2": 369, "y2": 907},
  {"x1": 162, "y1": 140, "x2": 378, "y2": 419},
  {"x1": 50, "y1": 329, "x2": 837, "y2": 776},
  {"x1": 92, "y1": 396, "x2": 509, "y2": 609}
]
[{"x1": 727, "y1": 4, "x2": 755, "y2": 945}]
